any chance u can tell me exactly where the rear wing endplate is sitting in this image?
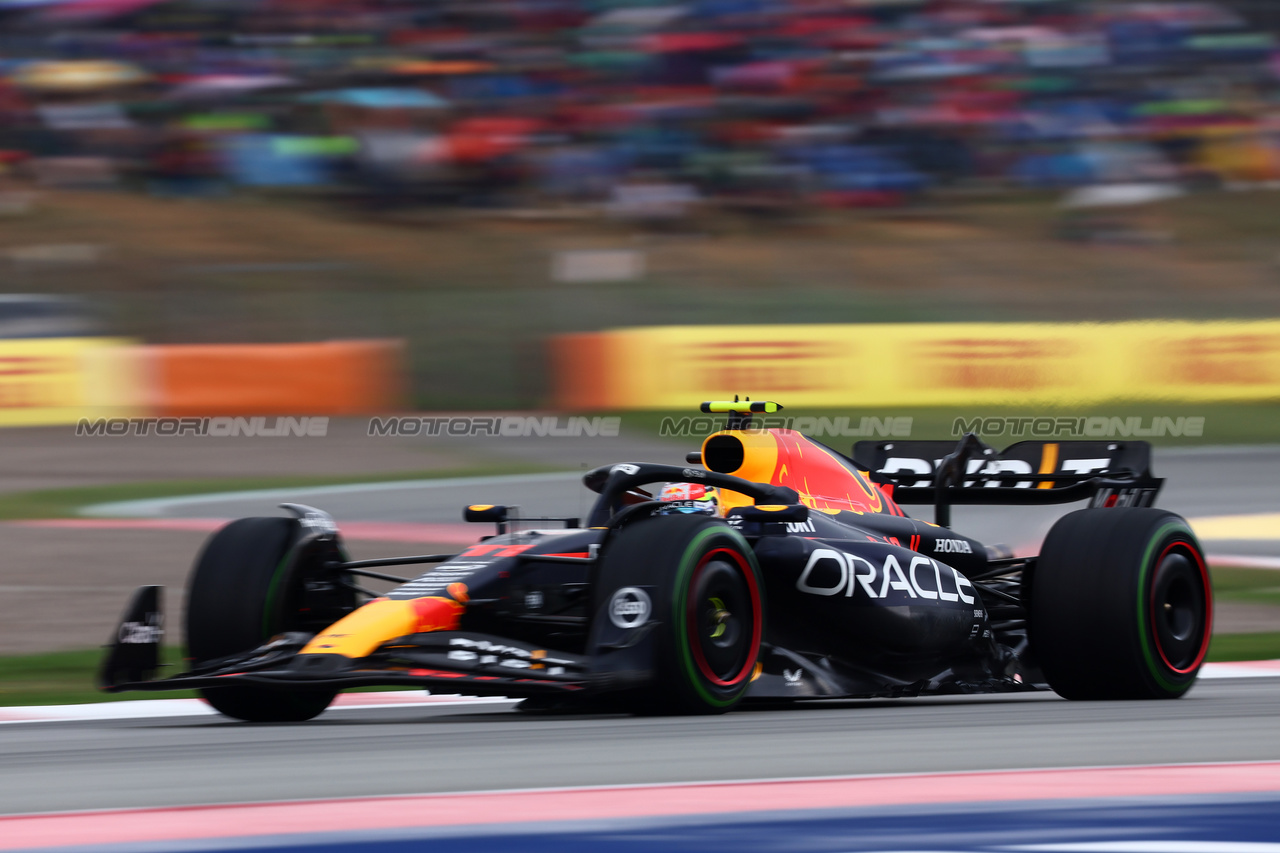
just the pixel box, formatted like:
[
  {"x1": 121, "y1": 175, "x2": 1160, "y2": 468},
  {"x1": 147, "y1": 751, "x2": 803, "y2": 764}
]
[{"x1": 852, "y1": 434, "x2": 1163, "y2": 527}]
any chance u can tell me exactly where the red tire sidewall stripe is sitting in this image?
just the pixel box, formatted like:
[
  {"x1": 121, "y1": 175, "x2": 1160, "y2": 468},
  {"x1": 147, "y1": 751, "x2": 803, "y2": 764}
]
[
  {"x1": 1149, "y1": 540, "x2": 1213, "y2": 675},
  {"x1": 686, "y1": 547, "x2": 762, "y2": 688}
]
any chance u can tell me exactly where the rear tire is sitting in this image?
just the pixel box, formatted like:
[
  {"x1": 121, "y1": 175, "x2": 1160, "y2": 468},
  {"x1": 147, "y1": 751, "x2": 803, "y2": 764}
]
[
  {"x1": 594, "y1": 514, "x2": 765, "y2": 714},
  {"x1": 1029, "y1": 507, "x2": 1212, "y2": 700},
  {"x1": 186, "y1": 517, "x2": 350, "y2": 722}
]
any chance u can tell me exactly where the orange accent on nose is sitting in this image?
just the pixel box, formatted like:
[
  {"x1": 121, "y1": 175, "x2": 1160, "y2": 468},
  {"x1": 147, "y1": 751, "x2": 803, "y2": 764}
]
[
  {"x1": 300, "y1": 595, "x2": 466, "y2": 658},
  {"x1": 412, "y1": 596, "x2": 465, "y2": 633}
]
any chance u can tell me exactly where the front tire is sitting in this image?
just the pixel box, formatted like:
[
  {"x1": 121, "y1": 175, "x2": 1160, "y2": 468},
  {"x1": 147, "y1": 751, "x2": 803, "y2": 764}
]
[
  {"x1": 594, "y1": 514, "x2": 765, "y2": 714},
  {"x1": 186, "y1": 517, "x2": 351, "y2": 722},
  {"x1": 1029, "y1": 507, "x2": 1212, "y2": 700}
]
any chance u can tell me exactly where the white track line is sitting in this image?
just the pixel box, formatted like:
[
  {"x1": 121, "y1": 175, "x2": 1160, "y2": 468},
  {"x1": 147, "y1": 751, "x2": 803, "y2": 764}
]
[
  {"x1": 1199, "y1": 660, "x2": 1280, "y2": 679},
  {"x1": 1207, "y1": 554, "x2": 1280, "y2": 570}
]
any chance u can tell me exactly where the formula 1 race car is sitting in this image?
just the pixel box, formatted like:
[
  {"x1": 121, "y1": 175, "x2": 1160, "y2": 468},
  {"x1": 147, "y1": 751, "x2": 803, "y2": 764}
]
[{"x1": 100, "y1": 400, "x2": 1213, "y2": 720}]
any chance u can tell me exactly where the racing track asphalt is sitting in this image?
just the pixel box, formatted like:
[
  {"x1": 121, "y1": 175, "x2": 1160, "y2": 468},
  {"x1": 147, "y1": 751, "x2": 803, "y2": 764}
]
[
  {"x1": 5, "y1": 445, "x2": 1277, "y2": 816},
  {"x1": 1, "y1": 678, "x2": 1279, "y2": 815}
]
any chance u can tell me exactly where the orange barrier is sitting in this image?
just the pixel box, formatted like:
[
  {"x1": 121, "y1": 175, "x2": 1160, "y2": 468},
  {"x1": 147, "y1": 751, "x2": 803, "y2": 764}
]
[
  {"x1": 549, "y1": 333, "x2": 615, "y2": 411},
  {"x1": 151, "y1": 340, "x2": 405, "y2": 416}
]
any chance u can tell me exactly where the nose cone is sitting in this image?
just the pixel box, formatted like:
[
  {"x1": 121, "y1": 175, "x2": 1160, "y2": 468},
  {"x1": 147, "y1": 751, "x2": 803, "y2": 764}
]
[{"x1": 300, "y1": 596, "x2": 465, "y2": 658}]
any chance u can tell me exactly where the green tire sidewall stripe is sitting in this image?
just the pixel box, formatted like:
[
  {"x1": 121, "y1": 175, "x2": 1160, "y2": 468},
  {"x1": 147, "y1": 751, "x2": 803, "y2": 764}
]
[
  {"x1": 1135, "y1": 520, "x2": 1203, "y2": 693},
  {"x1": 261, "y1": 546, "x2": 296, "y2": 639},
  {"x1": 673, "y1": 525, "x2": 760, "y2": 708}
]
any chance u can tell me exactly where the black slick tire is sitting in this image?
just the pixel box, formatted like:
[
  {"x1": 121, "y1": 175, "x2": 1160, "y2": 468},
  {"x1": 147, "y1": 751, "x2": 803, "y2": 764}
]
[
  {"x1": 186, "y1": 517, "x2": 341, "y2": 722},
  {"x1": 594, "y1": 514, "x2": 765, "y2": 715},
  {"x1": 1029, "y1": 507, "x2": 1212, "y2": 700}
]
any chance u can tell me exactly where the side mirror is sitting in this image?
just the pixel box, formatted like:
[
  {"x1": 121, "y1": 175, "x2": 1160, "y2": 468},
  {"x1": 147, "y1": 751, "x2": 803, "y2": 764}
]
[{"x1": 464, "y1": 504, "x2": 508, "y2": 523}]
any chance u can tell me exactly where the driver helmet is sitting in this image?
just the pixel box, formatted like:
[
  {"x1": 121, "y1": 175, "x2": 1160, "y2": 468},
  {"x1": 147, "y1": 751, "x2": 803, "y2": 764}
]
[{"x1": 656, "y1": 482, "x2": 720, "y2": 516}]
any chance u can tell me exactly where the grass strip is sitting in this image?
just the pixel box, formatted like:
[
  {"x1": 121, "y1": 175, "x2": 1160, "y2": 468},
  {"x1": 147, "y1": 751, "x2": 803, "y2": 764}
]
[
  {"x1": 1205, "y1": 632, "x2": 1280, "y2": 663},
  {"x1": 0, "y1": 647, "x2": 196, "y2": 706},
  {"x1": 1210, "y1": 567, "x2": 1280, "y2": 609}
]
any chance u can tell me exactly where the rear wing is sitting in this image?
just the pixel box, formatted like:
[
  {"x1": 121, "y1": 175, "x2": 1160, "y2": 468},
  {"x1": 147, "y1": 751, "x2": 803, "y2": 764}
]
[{"x1": 852, "y1": 434, "x2": 1163, "y2": 527}]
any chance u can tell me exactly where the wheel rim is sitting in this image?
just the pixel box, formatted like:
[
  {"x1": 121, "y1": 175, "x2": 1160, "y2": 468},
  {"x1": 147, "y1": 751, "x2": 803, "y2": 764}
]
[
  {"x1": 686, "y1": 548, "x2": 760, "y2": 687},
  {"x1": 1149, "y1": 543, "x2": 1211, "y2": 674}
]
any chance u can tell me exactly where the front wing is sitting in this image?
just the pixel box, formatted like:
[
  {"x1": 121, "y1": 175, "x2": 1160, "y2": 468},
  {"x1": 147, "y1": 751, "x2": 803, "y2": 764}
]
[{"x1": 101, "y1": 630, "x2": 594, "y2": 698}]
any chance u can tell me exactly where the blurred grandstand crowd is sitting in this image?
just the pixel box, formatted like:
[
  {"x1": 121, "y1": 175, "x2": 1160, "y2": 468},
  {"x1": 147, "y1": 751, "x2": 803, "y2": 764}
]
[{"x1": 1, "y1": 0, "x2": 1279, "y2": 214}]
